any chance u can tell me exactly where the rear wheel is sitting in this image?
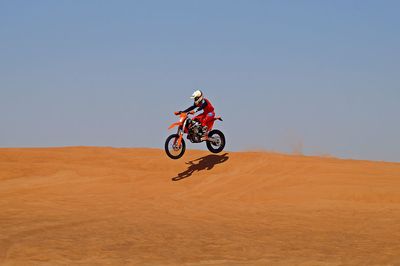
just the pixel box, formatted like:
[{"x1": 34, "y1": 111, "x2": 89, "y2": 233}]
[
  {"x1": 206, "y1": 130, "x2": 225, "y2": 153},
  {"x1": 165, "y1": 134, "x2": 186, "y2": 159}
]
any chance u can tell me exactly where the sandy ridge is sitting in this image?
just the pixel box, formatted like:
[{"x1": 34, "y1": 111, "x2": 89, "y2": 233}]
[{"x1": 0, "y1": 147, "x2": 399, "y2": 265}]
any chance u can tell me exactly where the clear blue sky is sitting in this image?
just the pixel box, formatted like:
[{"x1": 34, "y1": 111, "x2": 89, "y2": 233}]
[{"x1": 1, "y1": 0, "x2": 399, "y2": 161}]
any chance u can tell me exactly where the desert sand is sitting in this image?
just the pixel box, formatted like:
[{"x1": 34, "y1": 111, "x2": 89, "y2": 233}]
[{"x1": 0, "y1": 147, "x2": 399, "y2": 265}]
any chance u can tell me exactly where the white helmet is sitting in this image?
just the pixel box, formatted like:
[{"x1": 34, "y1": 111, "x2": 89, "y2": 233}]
[{"x1": 190, "y1": 90, "x2": 203, "y2": 105}]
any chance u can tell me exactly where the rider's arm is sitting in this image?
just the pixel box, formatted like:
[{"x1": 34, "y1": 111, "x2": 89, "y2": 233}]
[
  {"x1": 196, "y1": 99, "x2": 207, "y2": 111},
  {"x1": 183, "y1": 104, "x2": 196, "y2": 113}
]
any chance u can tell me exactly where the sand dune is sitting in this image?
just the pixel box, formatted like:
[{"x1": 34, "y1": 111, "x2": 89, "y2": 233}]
[{"x1": 0, "y1": 147, "x2": 400, "y2": 265}]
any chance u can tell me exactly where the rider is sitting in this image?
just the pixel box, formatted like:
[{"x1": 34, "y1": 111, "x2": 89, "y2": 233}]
[{"x1": 176, "y1": 90, "x2": 215, "y2": 140}]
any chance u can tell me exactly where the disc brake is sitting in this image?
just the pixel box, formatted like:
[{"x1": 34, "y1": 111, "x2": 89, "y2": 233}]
[
  {"x1": 209, "y1": 136, "x2": 221, "y2": 146},
  {"x1": 172, "y1": 144, "x2": 181, "y2": 151}
]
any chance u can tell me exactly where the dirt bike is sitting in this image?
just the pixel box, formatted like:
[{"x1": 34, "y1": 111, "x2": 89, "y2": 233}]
[{"x1": 165, "y1": 111, "x2": 226, "y2": 159}]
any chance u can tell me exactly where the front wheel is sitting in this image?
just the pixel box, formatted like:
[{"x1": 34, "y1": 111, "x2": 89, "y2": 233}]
[
  {"x1": 206, "y1": 130, "x2": 226, "y2": 154},
  {"x1": 165, "y1": 134, "x2": 186, "y2": 159}
]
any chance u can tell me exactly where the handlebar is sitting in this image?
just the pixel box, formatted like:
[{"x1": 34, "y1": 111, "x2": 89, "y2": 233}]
[{"x1": 174, "y1": 110, "x2": 196, "y2": 116}]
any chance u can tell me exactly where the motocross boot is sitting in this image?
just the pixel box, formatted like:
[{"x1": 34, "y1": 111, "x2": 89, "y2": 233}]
[{"x1": 200, "y1": 126, "x2": 209, "y2": 141}]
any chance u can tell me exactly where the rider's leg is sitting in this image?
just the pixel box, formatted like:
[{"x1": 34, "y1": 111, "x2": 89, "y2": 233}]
[
  {"x1": 200, "y1": 112, "x2": 215, "y2": 141},
  {"x1": 202, "y1": 112, "x2": 215, "y2": 130},
  {"x1": 194, "y1": 113, "x2": 205, "y2": 124}
]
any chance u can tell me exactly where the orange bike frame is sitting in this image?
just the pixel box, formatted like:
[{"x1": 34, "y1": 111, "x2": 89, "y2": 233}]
[{"x1": 168, "y1": 113, "x2": 188, "y2": 146}]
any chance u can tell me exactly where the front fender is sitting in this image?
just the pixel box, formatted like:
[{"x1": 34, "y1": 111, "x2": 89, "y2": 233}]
[{"x1": 168, "y1": 122, "x2": 181, "y2": 129}]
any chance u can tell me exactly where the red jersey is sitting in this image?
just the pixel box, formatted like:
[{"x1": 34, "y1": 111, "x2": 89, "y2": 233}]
[{"x1": 196, "y1": 98, "x2": 214, "y2": 114}]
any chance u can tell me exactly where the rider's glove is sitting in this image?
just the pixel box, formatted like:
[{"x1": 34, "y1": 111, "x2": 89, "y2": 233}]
[{"x1": 174, "y1": 111, "x2": 182, "y2": 115}]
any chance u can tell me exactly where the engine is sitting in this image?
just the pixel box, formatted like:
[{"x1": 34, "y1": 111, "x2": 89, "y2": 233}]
[{"x1": 187, "y1": 120, "x2": 203, "y2": 143}]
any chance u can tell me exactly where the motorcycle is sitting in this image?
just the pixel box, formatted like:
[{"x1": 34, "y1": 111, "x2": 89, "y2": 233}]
[{"x1": 165, "y1": 111, "x2": 226, "y2": 159}]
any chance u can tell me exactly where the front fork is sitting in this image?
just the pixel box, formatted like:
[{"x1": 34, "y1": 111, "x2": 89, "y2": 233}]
[{"x1": 175, "y1": 128, "x2": 184, "y2": 147}]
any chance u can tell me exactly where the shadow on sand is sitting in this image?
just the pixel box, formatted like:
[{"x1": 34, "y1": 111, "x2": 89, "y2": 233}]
[{"x1": 172, "y1": 153, "x2": 229, "y2": 181}]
